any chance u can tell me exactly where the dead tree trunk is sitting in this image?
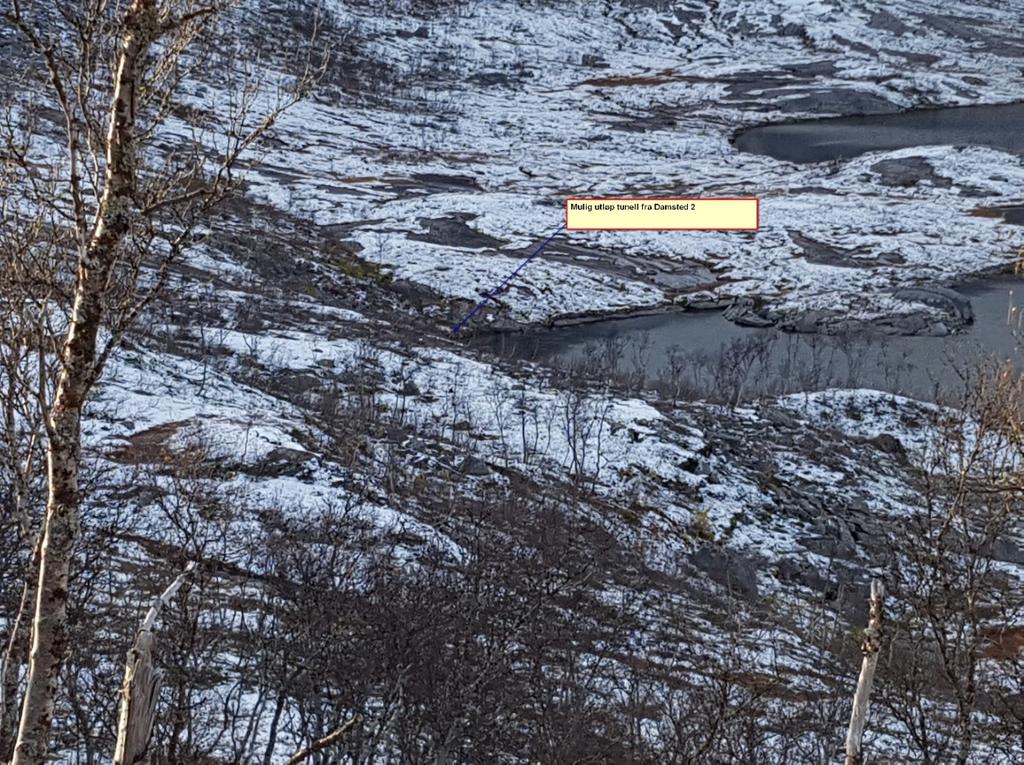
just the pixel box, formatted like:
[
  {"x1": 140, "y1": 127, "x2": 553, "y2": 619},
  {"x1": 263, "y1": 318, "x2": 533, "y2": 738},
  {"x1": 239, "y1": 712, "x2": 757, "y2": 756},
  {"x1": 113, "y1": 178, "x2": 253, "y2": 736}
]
[
  {"x1": 113, "y1": 564, "x2": 195, "y2": 765},
  {"x1": 11, "y1": 3, "x2": 159, "y2": 762},
  {"x1": 845, "y1": 580, "x2": 885, "y2": 765}
]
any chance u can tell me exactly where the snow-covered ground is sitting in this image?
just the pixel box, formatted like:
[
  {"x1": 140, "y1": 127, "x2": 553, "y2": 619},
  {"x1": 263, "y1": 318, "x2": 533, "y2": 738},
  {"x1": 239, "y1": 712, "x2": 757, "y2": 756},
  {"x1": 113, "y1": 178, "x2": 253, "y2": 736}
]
[
  {"x1": 211, "y1": 0, "x2": 1024, "y2": 328},
  {"x1": 90, "y1": 320, "x2": 968, "y2": 588},
  {"x1": 10, "y1": 2, "x2": 1024, "y2": 758}
]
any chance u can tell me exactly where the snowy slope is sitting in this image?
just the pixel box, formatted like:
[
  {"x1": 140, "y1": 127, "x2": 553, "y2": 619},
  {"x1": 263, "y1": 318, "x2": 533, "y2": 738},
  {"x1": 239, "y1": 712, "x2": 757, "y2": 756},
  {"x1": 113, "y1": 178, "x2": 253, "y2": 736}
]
[{"x1": 215, "y1": 0, "x2": 1024, "y2": 328}]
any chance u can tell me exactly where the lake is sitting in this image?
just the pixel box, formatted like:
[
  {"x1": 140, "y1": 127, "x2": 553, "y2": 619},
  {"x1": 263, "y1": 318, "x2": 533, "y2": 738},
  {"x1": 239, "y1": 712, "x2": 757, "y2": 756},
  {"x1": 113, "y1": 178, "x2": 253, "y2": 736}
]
[
  {"x1": 733, "y1": 102, "x2": 1024, "y2": 163},
  {"x1": 485, "y1": 103, "x2": 1024, "y2": 402},
  {"x1": 485, "y1": 278, "x2": 1024, "y2": 402}
]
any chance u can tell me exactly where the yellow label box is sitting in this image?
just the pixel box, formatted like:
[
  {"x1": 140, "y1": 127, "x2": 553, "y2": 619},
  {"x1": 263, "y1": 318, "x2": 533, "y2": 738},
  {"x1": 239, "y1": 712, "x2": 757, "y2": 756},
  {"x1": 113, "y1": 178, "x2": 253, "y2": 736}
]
[{"x1": 565, "y1": 198, "x2": 759, "y2": 230}]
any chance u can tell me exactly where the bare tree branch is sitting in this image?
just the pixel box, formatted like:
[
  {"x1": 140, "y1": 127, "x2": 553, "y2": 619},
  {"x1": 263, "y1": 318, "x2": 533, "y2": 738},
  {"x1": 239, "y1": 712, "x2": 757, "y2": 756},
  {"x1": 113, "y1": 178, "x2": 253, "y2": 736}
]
[{"x1": 286, "y1": 716, "x2": 361, "y2": 765}]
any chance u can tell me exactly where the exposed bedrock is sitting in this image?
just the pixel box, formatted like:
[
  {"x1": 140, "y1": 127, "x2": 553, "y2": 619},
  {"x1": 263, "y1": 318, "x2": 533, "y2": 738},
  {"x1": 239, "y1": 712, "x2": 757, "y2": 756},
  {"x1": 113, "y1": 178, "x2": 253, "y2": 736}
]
[
  {"x1": 891, "y1": 285, "x2": 975, "y2": 327},
  {"x1": 723, "y1": 284, "x2": 976, "y2": 336}
]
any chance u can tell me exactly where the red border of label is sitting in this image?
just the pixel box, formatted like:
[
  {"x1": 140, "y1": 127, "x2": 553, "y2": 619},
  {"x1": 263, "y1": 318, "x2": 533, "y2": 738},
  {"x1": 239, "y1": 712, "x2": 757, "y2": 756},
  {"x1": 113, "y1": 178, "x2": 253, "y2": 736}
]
[{"x1": 564, "y1": 197, "x2": 760, "y2": 231}]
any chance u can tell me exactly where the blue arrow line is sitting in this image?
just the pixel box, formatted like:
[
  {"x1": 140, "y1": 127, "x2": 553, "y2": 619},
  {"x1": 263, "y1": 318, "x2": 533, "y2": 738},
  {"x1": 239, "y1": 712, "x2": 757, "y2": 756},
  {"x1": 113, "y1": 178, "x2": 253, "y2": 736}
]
[{"x1": 450, "y1": 222, "x2": 566, "y2": 334}]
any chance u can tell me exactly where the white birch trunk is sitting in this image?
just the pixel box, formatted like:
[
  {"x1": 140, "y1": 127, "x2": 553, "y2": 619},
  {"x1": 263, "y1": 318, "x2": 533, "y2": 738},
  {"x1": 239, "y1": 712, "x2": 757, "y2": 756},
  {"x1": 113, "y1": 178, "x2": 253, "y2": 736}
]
[
  {"x1": 845, "y1": 580, "x2": 885, "y2": 765},
  {"x1": 11, "y1": 3, "x2": 159, "y2": 762}
]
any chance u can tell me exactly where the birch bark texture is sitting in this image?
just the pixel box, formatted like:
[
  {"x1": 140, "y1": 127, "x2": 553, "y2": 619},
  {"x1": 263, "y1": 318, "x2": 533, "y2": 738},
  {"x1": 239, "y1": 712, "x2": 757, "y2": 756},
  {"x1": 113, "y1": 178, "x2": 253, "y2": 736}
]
[
  {"x1": 2, "y1": 0, "x2": 319, "y2": 760},
  {"x1": 845, "y1": 580, "x2": 885, "y2": 765},
  {"x1": 12, "y1": 4, "x2": 162, "y2": 761}
]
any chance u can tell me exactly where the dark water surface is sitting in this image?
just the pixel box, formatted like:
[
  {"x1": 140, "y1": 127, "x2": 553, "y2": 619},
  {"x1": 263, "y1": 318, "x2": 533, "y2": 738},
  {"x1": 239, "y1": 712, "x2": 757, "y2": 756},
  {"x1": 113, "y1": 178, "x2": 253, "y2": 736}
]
[
  {"x1": 486, "y1": 279, "x2": 1024, "y2": 402},
  {"x1": 734, "y1": 102, "x2": 1024, "y2": 163}
]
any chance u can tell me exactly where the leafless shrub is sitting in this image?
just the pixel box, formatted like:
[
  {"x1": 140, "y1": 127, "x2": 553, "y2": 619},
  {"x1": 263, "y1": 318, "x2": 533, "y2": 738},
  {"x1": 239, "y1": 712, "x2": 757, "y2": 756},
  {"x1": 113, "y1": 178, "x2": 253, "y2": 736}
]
[{"x1": 877, "y1": 363, "x2": 1024, "y2": 762}]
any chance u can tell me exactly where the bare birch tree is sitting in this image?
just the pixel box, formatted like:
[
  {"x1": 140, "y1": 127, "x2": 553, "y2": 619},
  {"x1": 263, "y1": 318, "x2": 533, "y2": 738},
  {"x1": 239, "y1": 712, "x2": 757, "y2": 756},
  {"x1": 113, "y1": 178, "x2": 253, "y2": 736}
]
[
  {"x1": 1, "y1": 2, "x2": 319, "y2": 761},
  {"x1": 0, "y1": 132, "x2": 60, "y2": 758},
  {"x1": 878, "y1": 364, "x2": 1024, "y2": 762}
]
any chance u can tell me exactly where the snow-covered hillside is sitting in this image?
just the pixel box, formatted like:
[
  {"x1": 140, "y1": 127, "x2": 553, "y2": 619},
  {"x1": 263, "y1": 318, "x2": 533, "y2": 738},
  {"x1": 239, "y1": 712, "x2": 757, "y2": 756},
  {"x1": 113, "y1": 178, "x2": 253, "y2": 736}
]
[
  {"x1": 222, "y1": 0, "x2": 1024, "y2": 329},
  {"x1": 5, "y1": 0, "x2": 1024, "y2": 761}
]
